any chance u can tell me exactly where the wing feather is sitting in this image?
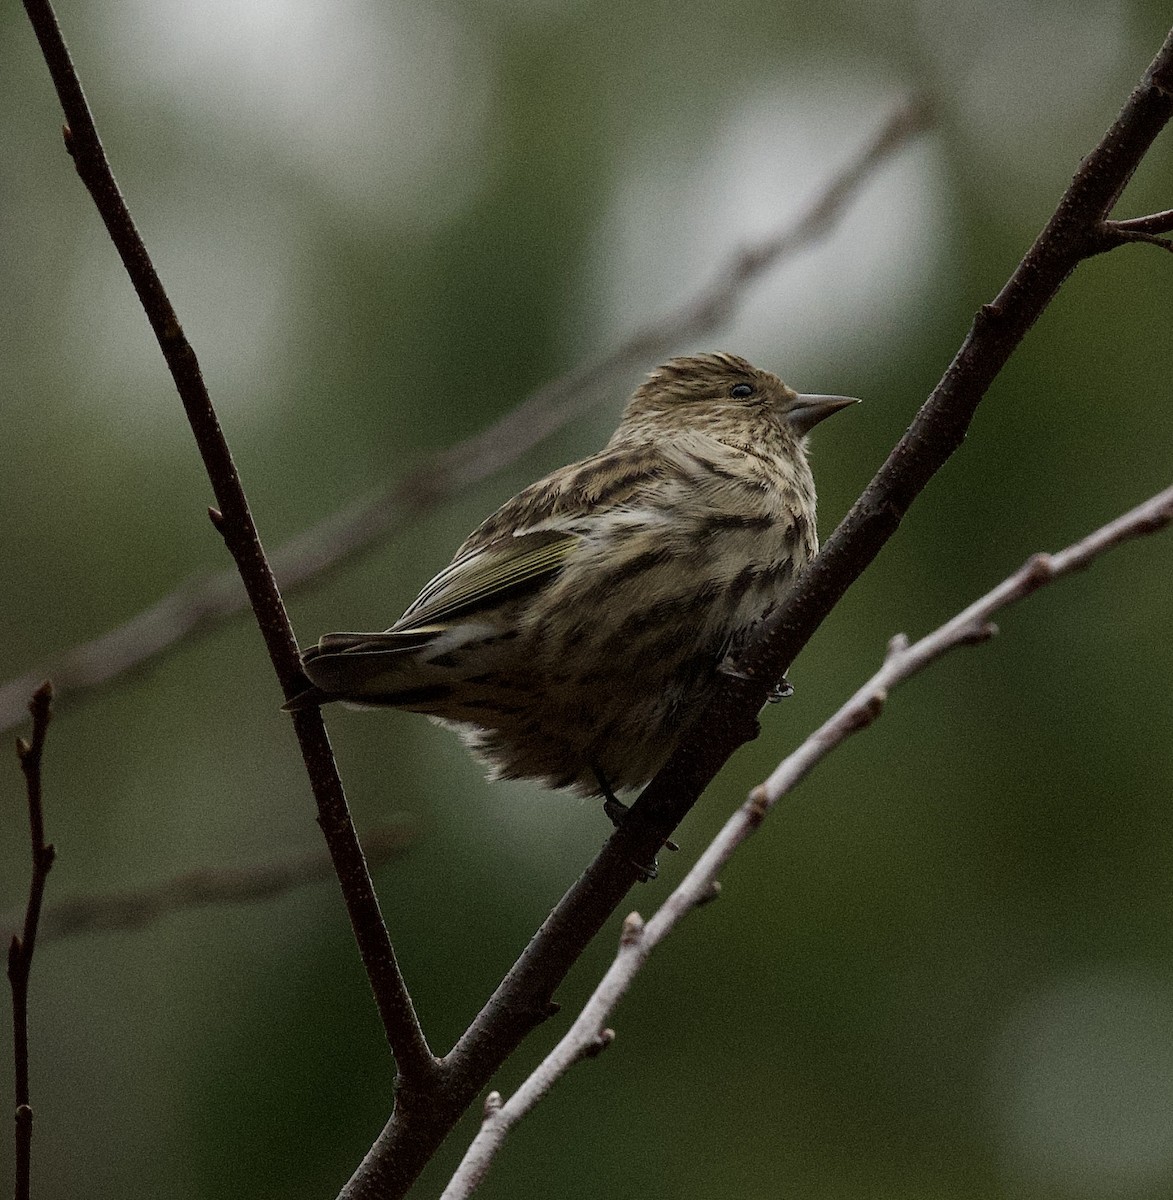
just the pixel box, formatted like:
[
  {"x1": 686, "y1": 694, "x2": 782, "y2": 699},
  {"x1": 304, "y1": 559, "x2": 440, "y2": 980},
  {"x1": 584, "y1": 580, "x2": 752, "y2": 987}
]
[{"x1": 393, "y1": 528, "x2": 581, "y2": 631}]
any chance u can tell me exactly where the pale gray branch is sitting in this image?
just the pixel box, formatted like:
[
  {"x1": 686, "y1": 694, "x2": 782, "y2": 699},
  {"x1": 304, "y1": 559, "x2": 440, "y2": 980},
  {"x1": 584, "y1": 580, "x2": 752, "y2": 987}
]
[
  {"x1": 2, "y1": 820, "x2": 413, "y2": 944},
  {"x1": 440, "y1": 482, "x2": 1173, "y2": 1200}
]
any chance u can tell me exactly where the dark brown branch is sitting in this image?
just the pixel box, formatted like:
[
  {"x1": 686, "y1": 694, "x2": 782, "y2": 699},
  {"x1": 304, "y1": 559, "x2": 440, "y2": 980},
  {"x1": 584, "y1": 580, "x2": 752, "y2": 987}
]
[
  {"x1": 1108, "y1": 207, "x2": 1173, "y2": 234},
  {"x1": 1098, "y1": 219, "x2": 1173, "y2": 253},
  {"x1": 7, "y1": 682, "x2": 56, "y2": 1200},
  {"x1": 20, "y1": 0, "x2": 438, "y2": 1089},
  {"x1": 341, "y1": 27, "x2": 1173, "y2": 1200},
  {"x1": 1108, "y1": 230, "x2": 1173, "y2": 252},
  {"x1": 0, "y1": 820, "x2": 413, "y2": 944},
  {"x1": 0, "y1": 99, "x2": 930, "y2": 736}
]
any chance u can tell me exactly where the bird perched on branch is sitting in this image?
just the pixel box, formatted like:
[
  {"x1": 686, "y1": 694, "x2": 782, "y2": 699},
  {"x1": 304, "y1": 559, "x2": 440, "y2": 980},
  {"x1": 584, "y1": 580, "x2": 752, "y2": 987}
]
[{"x1": 288, "y1": 354, "x2": 856, "y2": 807}]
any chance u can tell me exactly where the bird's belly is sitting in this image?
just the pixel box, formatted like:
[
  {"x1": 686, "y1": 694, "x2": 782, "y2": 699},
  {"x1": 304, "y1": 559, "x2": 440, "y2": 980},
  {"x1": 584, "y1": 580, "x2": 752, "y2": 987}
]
[{"x1": 418, "y1": 555, "x2": 793, "y2": 794}]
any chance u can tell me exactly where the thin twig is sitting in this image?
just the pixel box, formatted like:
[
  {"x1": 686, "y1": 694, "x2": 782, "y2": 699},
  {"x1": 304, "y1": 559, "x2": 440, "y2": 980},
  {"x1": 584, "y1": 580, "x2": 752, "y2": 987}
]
[
  {"x1": 1108, "y1": 207, "x2": 1173, "y2": 234},
  {"x1": 20, "y1": 0, "x2": 438, "y2": 1088},
  {"x1": 441, "y1": 483, "x2": 1173, "y2": 1199},
  {"x1": 750, "y1": 488, "x2": 1173, "y2": 805},
  {"x1": 342, "y1": 29, "x2": 1173, "y2": 1200},
  {"x1": 7, "y1": 682, "x2": 56, "y2": 1200},
  {"x1": 0, "y1": 820, "x2": 413, "y2": 944},
  {"x1": 0, "y1": 99, "x2": 931, "y2": 735}
]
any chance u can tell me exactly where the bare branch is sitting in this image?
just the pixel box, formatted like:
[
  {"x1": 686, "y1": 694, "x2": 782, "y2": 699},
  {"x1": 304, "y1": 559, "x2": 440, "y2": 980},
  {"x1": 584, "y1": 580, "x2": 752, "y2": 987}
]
[
  {"x1": 342, "y1": 29, "x2": 1173, "y2": 1200},
  {"x1": 441, "y1": 483, "x2": 1173, "y2": 1198},
  {"x1": 0, "y1": 821, "x2": 413, "y2": 945},
  {"x1": 7, "y1": 682, "x2": 56, "y2": 1200},
  {"x1": 1097, "y1": 219, "x2": 1173, "y2": 253},
  {"x1": 1108, "y1": 207, "x2": 1173, "y2": 234},
  {"x1": 0, "y1": 99, "x2": 931, "y2": 735},
  {"x1": 1120, "y1": 232, "x2": 1173, "y2": 252},
  {"x1": 20, "y1": 0, "x2": 438, "y2": 1088},
  {"x1": 753, "y1": 485, "x2": 1173, "y2": 806}
]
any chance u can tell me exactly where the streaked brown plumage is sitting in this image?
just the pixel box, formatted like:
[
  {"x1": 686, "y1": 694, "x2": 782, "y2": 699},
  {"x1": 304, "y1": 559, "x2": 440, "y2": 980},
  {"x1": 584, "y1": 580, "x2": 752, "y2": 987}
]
[{"x1": 291, "y1": 354, "x2": 856, "y2": 797}]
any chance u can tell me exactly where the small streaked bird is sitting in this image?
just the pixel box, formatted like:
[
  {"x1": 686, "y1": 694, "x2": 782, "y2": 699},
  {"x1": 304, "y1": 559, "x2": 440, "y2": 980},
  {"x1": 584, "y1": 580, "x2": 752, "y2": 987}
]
[{"x1": 289, "y1": 354, "x2": 856, "y2": 806}]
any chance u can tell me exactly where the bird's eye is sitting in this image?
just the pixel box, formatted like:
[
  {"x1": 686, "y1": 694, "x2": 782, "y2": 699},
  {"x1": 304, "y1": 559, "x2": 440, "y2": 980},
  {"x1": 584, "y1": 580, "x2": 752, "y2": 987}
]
[{"x1": 730, "y1": 383, "x2": 754, "y2": 399}]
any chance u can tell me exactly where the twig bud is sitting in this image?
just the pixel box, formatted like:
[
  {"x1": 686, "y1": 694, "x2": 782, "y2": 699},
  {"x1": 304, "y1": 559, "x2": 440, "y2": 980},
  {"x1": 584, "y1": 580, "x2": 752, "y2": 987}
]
[
  {"x1": 848, "y1": 692, "x2": 886, "y2": 730},
  {"x1": 583, "y1": 1028, "x2": 615, "y2": 1058},
  {"x1": 1022, "y1": 553, "x2": 1056, "y2": 589},
  {"x1": 959, "y1": 620, "x2": 998, "y2": 646},
  {"x1": 620, "y1": 912, "x2": 644, "y2": 946},
  {"x1": 745, "y1": 788, "x2": 770, "y2": 825},
  {"x1": 885, "y1": 632, "x2": 910, "y2": 661}
]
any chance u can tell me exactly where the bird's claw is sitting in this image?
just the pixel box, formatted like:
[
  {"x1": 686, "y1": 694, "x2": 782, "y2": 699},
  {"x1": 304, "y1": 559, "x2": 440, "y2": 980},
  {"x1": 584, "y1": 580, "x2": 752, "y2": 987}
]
[
  {"x1": 603, "y1": 793, "x2": 679, "y2": 856},
  {"x1": 596, "y1": 770, "x2": 677, "y2": 879}
]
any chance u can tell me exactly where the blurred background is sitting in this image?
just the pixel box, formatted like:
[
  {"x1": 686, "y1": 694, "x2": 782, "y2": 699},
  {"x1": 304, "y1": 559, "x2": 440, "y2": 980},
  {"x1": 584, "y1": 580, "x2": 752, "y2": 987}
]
[{"x1": 3, "y1": 0, "x2": 1172, "y2": 1196}]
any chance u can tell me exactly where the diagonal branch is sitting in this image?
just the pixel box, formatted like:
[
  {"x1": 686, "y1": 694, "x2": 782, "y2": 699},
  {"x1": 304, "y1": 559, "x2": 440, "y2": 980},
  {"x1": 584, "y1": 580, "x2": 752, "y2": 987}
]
[
  {"x1": 0, "y1": 98, "x2": 930, "y2": 735},
  {"x1": 20, "y1": 0, "x2": 438, "y2": 1089},
  {"x1": 341, "y1": 27, "x2": 1173, "y2": 1200},
  {"x1": 7, "y1": 681, "x2": 56, "y2": 1200},
  {"x1": 440, "y1": 481, "x2": 1173, "y2": 1199},
  {"x1": 1, "y1": 820, "x2": 414, "y2": 945},
  {"x1": 750, "y1": 486, "x2": 1173, "y2": 804},
  {"x1": 629, "y1": 26, "x2": 1173, "y2": 834}
]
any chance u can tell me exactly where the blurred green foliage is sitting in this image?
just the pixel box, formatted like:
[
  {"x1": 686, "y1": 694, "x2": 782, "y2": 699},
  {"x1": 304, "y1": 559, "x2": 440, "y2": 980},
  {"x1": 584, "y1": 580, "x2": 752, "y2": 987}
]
[{"x1": 2, "y1": 1, "x2": 1172, "y2": 1197}]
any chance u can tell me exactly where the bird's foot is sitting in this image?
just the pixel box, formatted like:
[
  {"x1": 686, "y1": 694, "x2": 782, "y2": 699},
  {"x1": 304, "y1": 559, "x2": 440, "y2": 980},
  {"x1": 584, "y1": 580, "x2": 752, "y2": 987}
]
[
  {"x1": 717, "y1": 660, "x2": 795, "y2": 703},
  {"x1": 593, "y1": 766, "x2": 678, "y2": 881}
]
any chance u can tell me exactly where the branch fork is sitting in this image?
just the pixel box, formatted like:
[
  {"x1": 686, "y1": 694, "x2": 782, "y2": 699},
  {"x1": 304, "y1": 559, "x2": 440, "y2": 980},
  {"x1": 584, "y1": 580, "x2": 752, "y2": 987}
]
[{"x1": 1095, "y1": 209, "x2": 1173, "y2": 253}]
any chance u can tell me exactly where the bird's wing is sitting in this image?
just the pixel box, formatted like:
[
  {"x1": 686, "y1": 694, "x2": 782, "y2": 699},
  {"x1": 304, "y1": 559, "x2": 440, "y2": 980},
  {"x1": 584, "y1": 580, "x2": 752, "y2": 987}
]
[
  {"x1": 296, "y1": 446, "x2": 686, "y2": 698},
  {"x1": 297, "y1": 528, "x2": 582, "y2": 690},
  {"x1": 391, "y1": 527, "x2": 582, "y2": 632},
  {"x1": 451, "y1": 443, "x2": 674, "y2": 550},
  {"x1": 381, "y1": 444, "x2": 675, "y2": 630}
]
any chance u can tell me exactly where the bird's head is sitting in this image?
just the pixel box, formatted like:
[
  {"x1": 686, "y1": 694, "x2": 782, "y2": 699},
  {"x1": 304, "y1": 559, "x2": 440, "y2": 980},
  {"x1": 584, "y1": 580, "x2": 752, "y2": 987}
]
[{"x1": 614, "y1": 353, "x2": 858, "y2": 448}]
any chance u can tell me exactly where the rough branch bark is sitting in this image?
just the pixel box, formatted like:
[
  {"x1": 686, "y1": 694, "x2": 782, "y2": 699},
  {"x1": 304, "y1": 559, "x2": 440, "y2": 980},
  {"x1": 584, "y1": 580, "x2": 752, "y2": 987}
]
[{"x1": 342, "y1": 27, "x2": 1173, "y2": 1200}]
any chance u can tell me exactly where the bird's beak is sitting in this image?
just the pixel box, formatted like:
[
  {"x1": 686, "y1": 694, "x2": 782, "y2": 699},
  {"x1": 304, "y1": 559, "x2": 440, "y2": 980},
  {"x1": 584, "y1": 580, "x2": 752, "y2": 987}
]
[{"x1": 784, "y1": 394, "x2": 861, "y2": 436}]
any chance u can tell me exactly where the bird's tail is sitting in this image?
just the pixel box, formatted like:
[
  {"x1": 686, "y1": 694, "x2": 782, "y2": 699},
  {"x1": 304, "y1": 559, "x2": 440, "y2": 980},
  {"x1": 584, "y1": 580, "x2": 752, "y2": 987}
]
[
  {"x1": 286, "y1": 629, "x2": 443, "y2": 708},
  {"x1": 281, "y1": 684, "x2": 332, "y2": 712}
]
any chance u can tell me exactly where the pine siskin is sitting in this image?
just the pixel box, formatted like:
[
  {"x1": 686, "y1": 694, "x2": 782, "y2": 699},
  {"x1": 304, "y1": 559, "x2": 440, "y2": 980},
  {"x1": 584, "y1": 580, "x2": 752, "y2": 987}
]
[{"x1": 289, "y1": 354, "x2": 856, "y2": 802}]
